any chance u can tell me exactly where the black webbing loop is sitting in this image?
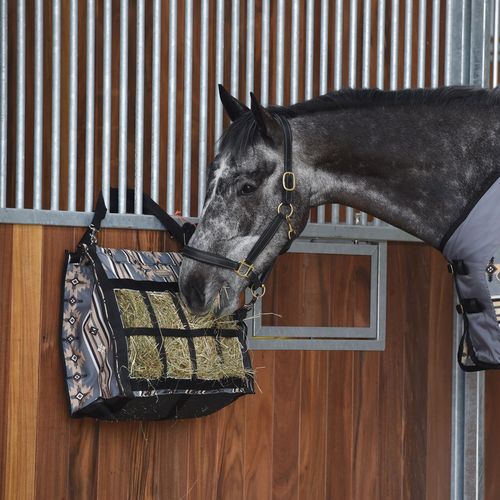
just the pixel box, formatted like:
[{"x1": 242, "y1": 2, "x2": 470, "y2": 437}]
[
  {"x1": 456, "y1": 298, "x2": 484, "y2": 315},
  {"x1": 447, "y1": 260, "x2": 469, "y2": 275}
]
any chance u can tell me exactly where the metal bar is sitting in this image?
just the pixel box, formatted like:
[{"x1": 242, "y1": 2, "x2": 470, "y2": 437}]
[
  {"x1": 118, "y1": 0, "x2": 128, "y2": 213},
  {"x1": 101, "y1": 0, "x2": 112, "y2": 208},
  {"x1": 290, "y1": 0, "x2": 300, "y2": 104},
  {"x1": 245, "y1": 0, "x2": 255, "y2": 106},
  {"x1": 0, "y1": 0, "x2": 6, "y2": 209},
  {"x1": 403, "y1": 0, "x2": 413, "y2": 88},
  {"x1": 430, "y1": 0, "x2": 440, "y2": 87},
  {"x1": 451, "y1": 300, "x2": 465, "y2": 500},
  {"x1": 150, "y1": 0, "x2": 161, "y2": 203},
  {"x1": 135, "y1": 0, "x2": 145, "y2": 214},
  {"x1": 182, "y1": 0, "x2": 193, "y2": 216},
  {"x1": 362, "y1": 0, "x2": 372, "y2": 88},
  {"x1": 167, "y1": 0, "x2": 177, "y2": 214},
  {"x1": 493, "y1": 0, "x2": 500, "y2": 87},
  {"x1": 360, "y1": 0, "x2": 371, "y2": 226},
  {"x1": 317, "y1": 0, "x2": 329, "y2": 224},
  {"x1": 334, "y1": 0, "x2": 343, "y2": 89},
  {"x1": 390, "y1": 0, "x2": 399, "y2": 90},
  {"x1": 346, "y1": 0, "x2": 358, "y2": 224},
  {"x1": 319, "y1": 0, "x2": 329, "y2": 95},
  {"x1": 214, "y1": 0, "x2": 224, "y2": 145},
  {"x1": 417, "y1": 0, "x2": 427, "y2": 87},
  {"x1": 332, "y1": 0, "x2": 343, "y2": 224},
  {"x1": 374, "y1": 0, "x2": 385, "y2": 225},
  {"x1": 305, "y1": 0, "x2": 314, "y2": 100},
  {"x1": 276, "y1": 0, "x2": 285, "y2": 105},
  {"x1": 198, "y1": 0, "x2": 209, "y2": 214},
  {"x1": 469, "y1": 0, "x2": 491, "y2": 88},
  {"x1": 84, "y1": 0, "x2": 95, "y2": 212},
  {"x1": 15, "y1": 0, "x2": 25, "y2": 208},
  {"x1": 33, "y1": 0, "x2": 43, "y2": 209},
  {"x1": 348, "y1": 0, "x2": 358, "y2": 88},
  {"x1": 0, "y1": 208, "x2": 420, "y2": 242},
  {"x1": 67, "y1": 0, "x2": 78, "y2": 212},
  {"x1": 445, "y1": 0, "x2": 470, "y2": 86},
  {"x1": 463, "y1": 371, "x2": 485, "y2": 500},
  {"x1": 376, "y1": 0, "x2": 386, "y2": 88},
  {"x1": 261, "y1": 0, "x2": 270, "y2": 106},
  {"x1": 50, "y1": 0, "x2": 61, "y2": 210},
  {"x1": 231, "y1": 0, "x2": 239, "y2": 97}
]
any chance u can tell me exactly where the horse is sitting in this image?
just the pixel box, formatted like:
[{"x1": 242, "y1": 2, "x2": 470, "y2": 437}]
[{"x1": 179, "y1": 85, "x2": 500, "y2": 328}]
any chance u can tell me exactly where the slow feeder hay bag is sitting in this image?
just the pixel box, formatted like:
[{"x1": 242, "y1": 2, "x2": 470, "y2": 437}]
[{"x1": 61, "y1": 190, "x2": 254, "y2": 420}]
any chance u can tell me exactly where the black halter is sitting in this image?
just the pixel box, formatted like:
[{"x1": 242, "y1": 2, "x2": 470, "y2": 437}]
[{"x1": 182, "y1": 114, "x2": 296, "y2": 304}]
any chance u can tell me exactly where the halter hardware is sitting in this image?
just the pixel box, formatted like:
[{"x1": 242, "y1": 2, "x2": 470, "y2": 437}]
[
  {"x1": 282, "y1": 171, "x2": 296, "y2": 191},
  {"x1": 251, "y1": 283, "x2": 266, "y2": 299},
  {"x1": 236, "y1": 260, "x2": 255, "y2": 278}
]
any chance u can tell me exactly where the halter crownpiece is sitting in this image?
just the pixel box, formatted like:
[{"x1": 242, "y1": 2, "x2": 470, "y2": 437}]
[{"x1": 182, "y1": 113, "x2": 296, "y2": 306}]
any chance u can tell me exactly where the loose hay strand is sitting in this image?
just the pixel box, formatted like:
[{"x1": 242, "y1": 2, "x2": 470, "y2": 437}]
[{"x1": 128, "y1": 336, "x2": 163, "y2": 379}]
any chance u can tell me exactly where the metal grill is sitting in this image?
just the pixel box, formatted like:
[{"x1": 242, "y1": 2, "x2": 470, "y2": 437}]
[{"x1": 0, "y1": 0, "x2": 479, "y2": 234}]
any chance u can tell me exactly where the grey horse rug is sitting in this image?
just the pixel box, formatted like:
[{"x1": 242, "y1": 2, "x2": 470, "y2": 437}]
[{"x1": 443, "y1": 176, "x2": 500, "y2": 371}]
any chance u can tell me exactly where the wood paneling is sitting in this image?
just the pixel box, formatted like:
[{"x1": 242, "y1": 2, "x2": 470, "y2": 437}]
[
  {"x1": 4, "y1": 225, "x2": 43, "y2": 500},
  {"x1": 0, "y1": 226, "x2": 458, "y2": 500}
]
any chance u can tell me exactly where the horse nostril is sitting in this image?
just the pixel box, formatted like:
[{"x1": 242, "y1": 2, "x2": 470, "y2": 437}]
[{"x1": 180, "y1": 274, "x2": 208, "y2": 314}]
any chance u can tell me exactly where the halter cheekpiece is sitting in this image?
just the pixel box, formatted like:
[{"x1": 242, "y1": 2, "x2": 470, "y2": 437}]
[{"x1": 182, "y1": 114, "x2": 296, "y2": 306}]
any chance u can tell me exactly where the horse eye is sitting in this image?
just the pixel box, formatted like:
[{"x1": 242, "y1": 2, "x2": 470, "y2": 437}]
[{"x1": 238, "y1": 183, "x2": 257, "y2": 196}]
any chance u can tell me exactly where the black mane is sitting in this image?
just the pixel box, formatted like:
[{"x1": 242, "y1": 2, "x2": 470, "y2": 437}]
[{"x1": 220, "y1": 86, "x2": 500, "y2": 155}]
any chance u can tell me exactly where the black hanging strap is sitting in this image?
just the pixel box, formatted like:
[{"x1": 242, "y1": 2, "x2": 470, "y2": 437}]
[{"x1": 78, "y1": 189, "x2": 195, "y2": 250}]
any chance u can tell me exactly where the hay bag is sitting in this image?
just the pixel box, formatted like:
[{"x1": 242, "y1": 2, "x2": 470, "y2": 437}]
[{"x1": 61, "y1": 191, "x2": 254, "y2": 421}]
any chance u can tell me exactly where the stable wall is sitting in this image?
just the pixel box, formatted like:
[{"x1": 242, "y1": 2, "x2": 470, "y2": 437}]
[{"x1": 0, "y1": 223, "x2": 455, "y2": 500}]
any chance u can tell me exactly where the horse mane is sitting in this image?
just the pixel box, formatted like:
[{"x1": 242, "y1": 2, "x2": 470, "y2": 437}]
[{"x1": 220, "y1": 86, "x2": 500, "y2": 155}]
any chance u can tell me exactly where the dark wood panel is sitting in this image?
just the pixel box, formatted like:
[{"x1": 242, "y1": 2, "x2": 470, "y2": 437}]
[
  {"x1": 0, "y1": 225, "x2": 458, "y2": 499},
  {"x1": 244, "y1": 350, "x2": 275, "y2": 500},
  {"x1": 34, "y1": 227, "x2": 75, "y2": 499}
]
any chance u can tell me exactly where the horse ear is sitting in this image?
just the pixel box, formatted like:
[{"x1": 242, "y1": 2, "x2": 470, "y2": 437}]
[
  {"x1": 218, "y1": 84, "x2": 249, "y2": 121},
  {"x1": 250, "y1": 92, "x2": 282, "y2": 145}
]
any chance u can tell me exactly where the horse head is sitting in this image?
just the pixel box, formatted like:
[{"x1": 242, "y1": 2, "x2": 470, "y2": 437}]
[{"x1": 179, "y1": 85, "x2": 310, "y2": 316}]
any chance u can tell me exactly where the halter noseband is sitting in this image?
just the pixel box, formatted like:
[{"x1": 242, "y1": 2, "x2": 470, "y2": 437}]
[{"x1": 182, "y1": 114, "x2": 296, "y2": 305}]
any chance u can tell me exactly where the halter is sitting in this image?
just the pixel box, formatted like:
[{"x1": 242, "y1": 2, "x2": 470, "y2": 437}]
[{"x1": 182, "y1": 114, "x2": 296, "y2": 305}]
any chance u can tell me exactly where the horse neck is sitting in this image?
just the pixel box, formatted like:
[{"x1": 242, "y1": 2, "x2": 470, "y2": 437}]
[{"x1": 291, "y1": 104, "x2": 500, "y2": 247}]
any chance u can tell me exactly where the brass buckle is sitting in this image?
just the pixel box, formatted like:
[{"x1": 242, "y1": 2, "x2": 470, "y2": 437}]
[
  {"x1": 236, "y1": 260, "x2": 254, "y2": 278},
  {"x1": 282, "y1": 172, "x2": 296, "y2": 191}
]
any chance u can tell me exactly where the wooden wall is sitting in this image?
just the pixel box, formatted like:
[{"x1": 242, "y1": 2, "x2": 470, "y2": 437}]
[{"x1": 0, "y1": 224, "x2": 456, "y2": 500}]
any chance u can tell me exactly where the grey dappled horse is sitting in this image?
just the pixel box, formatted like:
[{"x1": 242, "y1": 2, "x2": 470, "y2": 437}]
[{"x1": 179, "y1": 85, "x2": 500, "y2": 316}]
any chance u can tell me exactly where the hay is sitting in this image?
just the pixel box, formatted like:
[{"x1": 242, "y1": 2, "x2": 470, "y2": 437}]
[
  {"x1": 218, "y1": 337, "x2": 249, "y2": 379},
  {"x1": 147, "y1": 291, "x2": 185, "y2": 329},
  {"x1": 181, "y1": 306, "x2": 239, "y2": 330},
  {"x1": 117, "y1": 287, "x2": 251, "y2": 382},
  {"x1": 128, "y1": 336, "x2": 163, "y2": 379},
  {"x1": 193, "y1": 337, "x2": 223, "y2": 380},
  {"x1": 163, "y1": 337, "x2": 193, "y2": 379},
  {"x1": 115, "y1": 289, "x2": 152, "y2": 328}
]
